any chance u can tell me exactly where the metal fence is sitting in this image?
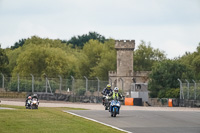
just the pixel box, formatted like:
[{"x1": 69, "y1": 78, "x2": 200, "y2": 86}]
[
  {"x1": 178, "y1": 79, "x2": 200, "y2": 100},
  {"x1": 0, "y1": 74, "x2": 109, "y2": 96}
]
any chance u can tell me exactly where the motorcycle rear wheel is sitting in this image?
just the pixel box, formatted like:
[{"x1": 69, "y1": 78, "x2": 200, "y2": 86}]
[{"x1": 105, "y1": 106, "x2": 108, "y2": 110}]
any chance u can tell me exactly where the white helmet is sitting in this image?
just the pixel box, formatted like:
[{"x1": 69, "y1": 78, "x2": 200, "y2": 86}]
[{"x1": 114, "y1": 87, "x2": 119, "y2": 93}]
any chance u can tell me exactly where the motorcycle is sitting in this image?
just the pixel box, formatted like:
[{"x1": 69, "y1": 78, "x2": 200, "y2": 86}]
[
  {"x1": 110, "y1": 96, "x2": 121, "y2": 117},
  {"x1": 103, "y1": 94, "x2": 111, "y2": 110},
  {"x1": 31, "y1": 98, "x2": 39, "y2": 109}
]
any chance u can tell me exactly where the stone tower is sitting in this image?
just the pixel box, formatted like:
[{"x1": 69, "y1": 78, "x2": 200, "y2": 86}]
[
  {"x1": 116, "y1": 40, "x2": 135, "y2": 77},
  {"x1": 109, "y1": 40, "x2": 135, "y2": 92}
]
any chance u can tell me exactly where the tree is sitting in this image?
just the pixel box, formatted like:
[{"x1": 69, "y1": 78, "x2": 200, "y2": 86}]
[
  {"x1": 23, "y1": 36, "x2": 69, "y2": 49},
  {"x1": 12, "y1": 45, "x2": 80, "y2": 78},
  {"x1": 6, "y1": 47, "x2": 23, "y2": 75},
  {"x1": 67, "y1": 32, "x2": 106, "y2": 48},
  {"x1": 134, "y1": 40, "x2": 166, "y2": 71},
  {"x1": 148, "y1": 59, "x2": 194, "y2": 98},
  {"x1": 11, "y1": 36, "x2": 81, "y2": 78},
  {"x1": 90, "y1": 39, "x2": 116, "y2": 79},
  {"x1": 177, "y1": 42, "x2": 200, "y2": 79},
  {"x1": 0, "y1": 45, "x2": 9, "y2": 75},
  {"x1": 11, "y1": 39, "x2": 26, "y2": 49},
  {"x1": 81, "y1": 39, "x2": 104, "y2": 78},
  {"x1": 79, "y1": 39, "x2": 116, "y2": 79}
]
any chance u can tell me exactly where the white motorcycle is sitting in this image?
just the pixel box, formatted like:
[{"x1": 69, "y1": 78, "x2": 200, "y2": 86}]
[{"x1": 31, "y1": 98, "x2": 39, "y2": 109}]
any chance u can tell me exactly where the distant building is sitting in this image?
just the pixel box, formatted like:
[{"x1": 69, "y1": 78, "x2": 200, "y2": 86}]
[{"x1": 109, "y1": 40, "x2": 150, "y2": 96}]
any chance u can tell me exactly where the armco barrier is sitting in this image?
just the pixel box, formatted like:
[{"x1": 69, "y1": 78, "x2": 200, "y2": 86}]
[
  {"x1": 133, "y1": 98, "x2": 142, "y2": 106},
  {"x1": 125, "y1": 98, "x2": 133, "y2": 106},
  {"x1": 0, "y1": 92, "x2": 26, "y2": 98}
]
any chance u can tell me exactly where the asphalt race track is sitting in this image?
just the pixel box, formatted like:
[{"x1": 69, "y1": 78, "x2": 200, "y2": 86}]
[{"x1": 66, "y1": 110, "x2": 200, "y2": 133}]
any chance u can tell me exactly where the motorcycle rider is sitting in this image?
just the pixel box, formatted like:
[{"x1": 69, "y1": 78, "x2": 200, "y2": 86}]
[
  {"x1": 101, "y1": 84, "x2": 113, "y2": 105},
  {"x1": 25, "y1": 96, "x2": 32, "y2": 107},
  {"x1": 109, "y1": 87, "x2": 123, "y2": 112},
  {"x1": 111, "y1": 87, "x2": 123, "y2": 100},
  {"x1": 25, "y1": 94, "x2": 31, "y2": 105}
]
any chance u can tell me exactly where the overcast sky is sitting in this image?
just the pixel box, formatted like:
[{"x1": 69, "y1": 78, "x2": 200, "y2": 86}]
[{"x1": 0, "y1": 0, "x2": 200, "y2": 59}]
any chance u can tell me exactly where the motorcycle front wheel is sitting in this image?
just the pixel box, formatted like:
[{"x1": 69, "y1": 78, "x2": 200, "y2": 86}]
[{"x1": 113, "y1": 108, "x2": 117, "y2": 117}]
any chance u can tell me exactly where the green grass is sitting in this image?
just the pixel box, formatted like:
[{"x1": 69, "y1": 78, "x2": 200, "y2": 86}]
[{"x1": 0, "y1": 105, "x2": 123, "y2": 133}]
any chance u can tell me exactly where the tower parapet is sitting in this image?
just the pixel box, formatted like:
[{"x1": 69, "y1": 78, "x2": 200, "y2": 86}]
[
  {"x1": 115, "y1": 40, "x2": 135, "y2": 50},
  {"x1": 109, "y1": 71, "x2": 117, "y2": 77}
]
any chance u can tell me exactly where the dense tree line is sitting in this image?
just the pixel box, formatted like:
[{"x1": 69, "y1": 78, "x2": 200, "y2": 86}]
[
  {"x1": 67, "y1": 32, "x2": 106, "y2": 48},
  {"x1": 1, "y1": 32, "x2": 200, "y2": 98},
  {"x1": 4, "y1": 35, "x2": 115, "y2": 80},
  {"x1": 11, "y1": 32, "x2": 106, "y2": 50}
]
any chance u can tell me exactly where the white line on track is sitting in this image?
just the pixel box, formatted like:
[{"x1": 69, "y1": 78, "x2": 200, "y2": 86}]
[{"x1": 64, "y1": 111, "x2": 132, "y2": 133}]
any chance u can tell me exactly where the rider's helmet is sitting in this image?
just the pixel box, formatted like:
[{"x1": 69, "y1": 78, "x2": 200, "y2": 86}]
[
  {"x1": 106, "y1": 84, "x2": 111, "y2": 90},
  {"x1": 114, "y1": 87, "x2": 119, "y2": 93},
  {"x1": 28, "y1": 96, "x2": 31, "y2": 99}
]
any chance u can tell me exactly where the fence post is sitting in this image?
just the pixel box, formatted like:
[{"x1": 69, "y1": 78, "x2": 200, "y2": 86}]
[
  {"x1": 185, "y1": 79, "x2": 189, "y2": 99},
  {"x1": 71, "y1": 76, "x2": 75, "y2": 93},
  {"x1": 17, "y1": 73, "x2": 20, "y2": 92},
  {"x1": 71, "y1": 76, "x2": 75, "y2": 102},
  {"x1": 96, "y1": 77, "x2": 100, "y2": 98},
  {"x1": 178, "y1": 79, "x2": 183, "y2": 99},
  {"x1": 58, "y1": 75, "x2": 62, "y2": 94},
  {"x1": 83, "y1": 76, "x2": 88, "y2": 92},
  {"x1": 119, "y1": 77, "x2": 124, "y2": 91},
  {"x1": 44, "y1": 74, "x2": 48, "y2": 93},
  {"x1": 30, "y1": 74, "x2": 34, "y2": 93},
  {"x1": 1, "y1": 73, "x2": 4, "y2": 88},
  {"x1": 192, "y1": 79, "x2": 196, "y2": 100}
]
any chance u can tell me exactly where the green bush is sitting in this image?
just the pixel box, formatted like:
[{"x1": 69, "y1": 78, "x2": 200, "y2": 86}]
[
  {"x1": 9, "y1": 79, "x2": 32, "y2": 92},
  {"x1": 89, "y1": 87, "x2": 96, "y2": 93},
  {"x1": 157, "y1": 88, "x2": 180, "y2": 98},
  {"x1": 76, "y1": 88, "x2": 86, "y2": 96},
  {"x1": 165, "y1": 88, "x2": 180, "y2": 98},
  {"x1": 8, "y1": 79, "x2": 58, "y2": 93},
  {"x1": 158, "y1": 89, "x2": 166, "y2": 98}
]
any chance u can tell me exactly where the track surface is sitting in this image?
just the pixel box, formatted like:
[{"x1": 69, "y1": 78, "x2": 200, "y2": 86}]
[{"x1": 67, "y1": 110, "x2": 200, "y2": 133}]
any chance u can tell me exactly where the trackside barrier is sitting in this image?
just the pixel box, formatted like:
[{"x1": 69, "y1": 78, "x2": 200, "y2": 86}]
[
  {"x1": 168, "y1": 99, "x2": 173, "y2": 107},
  {"x1": 0, "y1": 92, "x2": 26, "y2": 98},
  {"x1": 125, "y1": 98, "x2": 133, "y2": 106},
  {"x1": 133, "y1": 98, "x2": 142, "y2": 106}
]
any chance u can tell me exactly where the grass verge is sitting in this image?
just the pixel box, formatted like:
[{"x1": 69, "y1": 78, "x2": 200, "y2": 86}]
[{"x1": 0, "y1": 104, "x2": 124, "y2": 133}]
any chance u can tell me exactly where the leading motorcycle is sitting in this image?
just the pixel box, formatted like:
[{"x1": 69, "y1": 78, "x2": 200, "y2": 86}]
[{"x1": 110, "y1": 96, "x2": 121, "y2": 117}]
